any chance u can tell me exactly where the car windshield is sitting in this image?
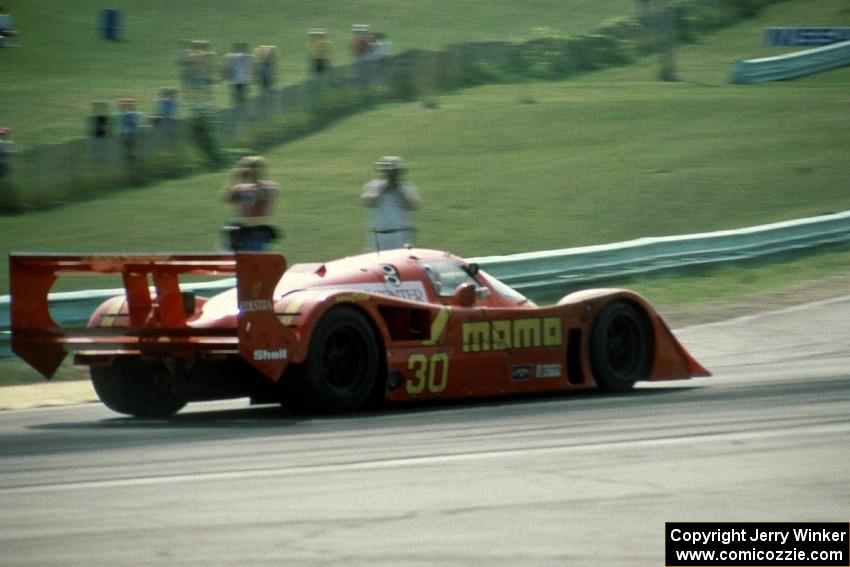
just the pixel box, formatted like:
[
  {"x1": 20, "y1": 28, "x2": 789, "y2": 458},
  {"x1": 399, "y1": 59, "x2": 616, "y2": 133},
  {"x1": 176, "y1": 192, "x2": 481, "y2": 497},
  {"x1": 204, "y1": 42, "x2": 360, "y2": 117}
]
[
  {"x1": 477, "y1": 270, "x2": 530, "y2": 303},
  {"x1": 419, "y1": 259, "x2": 530, "y2": 304},
  {"x1": 420, "y1": 259, "x2": 484, "y2": 298}
]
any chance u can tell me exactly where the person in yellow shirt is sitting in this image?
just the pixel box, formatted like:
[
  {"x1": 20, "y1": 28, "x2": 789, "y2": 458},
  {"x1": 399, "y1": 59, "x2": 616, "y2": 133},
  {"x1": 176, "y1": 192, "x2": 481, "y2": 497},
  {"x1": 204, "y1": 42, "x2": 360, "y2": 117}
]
[{"x1": 308, "y1": 28, "x2": 332, "y2": 75}]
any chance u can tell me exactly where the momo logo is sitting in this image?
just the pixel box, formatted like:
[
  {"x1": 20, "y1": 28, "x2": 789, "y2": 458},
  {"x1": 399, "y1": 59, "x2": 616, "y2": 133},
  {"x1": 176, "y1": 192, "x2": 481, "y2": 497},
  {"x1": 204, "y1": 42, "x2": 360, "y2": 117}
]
[
  {"x1": 462, "y1": 317, "x2": 562, "y2": 353},
  {"x1": 253, "y1": 348, "x2": 288, "y2": 361}
]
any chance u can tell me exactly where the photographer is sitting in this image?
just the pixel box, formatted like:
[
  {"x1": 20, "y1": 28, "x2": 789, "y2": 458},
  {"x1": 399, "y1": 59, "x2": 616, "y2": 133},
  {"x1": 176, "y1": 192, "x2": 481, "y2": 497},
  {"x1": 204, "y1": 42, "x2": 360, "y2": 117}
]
[
  {"x1": 223, "y1": 156, "x2": 280, "y2": 251},
  {"x1": 360, "y1": 156, "x2": 420, "y2": 251}
]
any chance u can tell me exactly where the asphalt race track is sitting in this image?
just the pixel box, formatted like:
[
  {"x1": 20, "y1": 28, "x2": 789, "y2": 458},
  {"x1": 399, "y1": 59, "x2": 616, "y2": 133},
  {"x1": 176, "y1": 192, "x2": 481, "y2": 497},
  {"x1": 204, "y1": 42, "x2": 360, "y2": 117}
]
[{"x1": 1, "y1": 297, "x2": 848, "y2": 566}]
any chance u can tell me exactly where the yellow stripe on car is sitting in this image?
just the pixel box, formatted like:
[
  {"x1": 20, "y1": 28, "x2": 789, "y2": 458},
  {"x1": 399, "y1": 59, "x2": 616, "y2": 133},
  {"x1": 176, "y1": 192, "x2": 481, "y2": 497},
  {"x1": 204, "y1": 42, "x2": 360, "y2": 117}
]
[{"x1": 423, "y1": 307, "x2": 450, "y2": 346}]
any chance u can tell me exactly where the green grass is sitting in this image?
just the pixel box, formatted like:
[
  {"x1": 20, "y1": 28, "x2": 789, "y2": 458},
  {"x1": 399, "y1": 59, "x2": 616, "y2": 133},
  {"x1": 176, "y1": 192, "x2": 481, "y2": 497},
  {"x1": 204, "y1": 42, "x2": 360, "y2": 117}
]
[
  {"x1": 0, "y1": 358, "x2": 88, "y2": 386},
  {"x1": 7, "y1": 0, "x2": 848, "y2": 148},
  {"x1": 2, "y1": 0, "x2": 850, "y2": 355},
  {"x1": 1, "y1": 0, "x2": 635, "y2": 147},
  {"x1": 3, "y1": 68, "x2": 848, "y2": 293},
  {"x1": 626, "y1": 246, "x2": 850, "y2": 307}
]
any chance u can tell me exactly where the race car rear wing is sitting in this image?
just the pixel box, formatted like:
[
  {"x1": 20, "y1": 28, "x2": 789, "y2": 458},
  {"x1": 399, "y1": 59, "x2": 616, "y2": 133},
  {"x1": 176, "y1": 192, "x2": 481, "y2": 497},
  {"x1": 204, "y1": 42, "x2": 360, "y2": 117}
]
[{"x1": 9, "y1": 253, "x2": 295, "y2": 381}]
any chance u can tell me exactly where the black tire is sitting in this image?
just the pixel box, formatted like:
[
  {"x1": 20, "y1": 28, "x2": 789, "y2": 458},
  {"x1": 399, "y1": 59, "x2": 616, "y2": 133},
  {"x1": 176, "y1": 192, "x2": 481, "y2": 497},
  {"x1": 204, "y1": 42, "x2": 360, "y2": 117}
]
[
  {"x1": 299, "y1": 306, "x2": 383, "y2": 412},
  {"x1": 589, "y1": 301, "x2": 654, "y2": 393},
  {"x1": 90, "y1": 360, "x2": 188, "y2": 418}
]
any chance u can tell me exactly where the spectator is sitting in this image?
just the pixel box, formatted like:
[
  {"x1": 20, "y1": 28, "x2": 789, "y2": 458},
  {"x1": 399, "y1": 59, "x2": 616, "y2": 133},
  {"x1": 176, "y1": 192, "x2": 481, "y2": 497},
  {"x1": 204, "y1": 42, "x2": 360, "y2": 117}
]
[
  {"x1": 253, "y1": 45, "x2": 279, "y2": 95},
  {"x1": 153, "y1": 87, "x2": 179, "y2": 123},
  {"x1": 223, "y1": 156, "x2": 280, "y2": 251},
  {"x1": 371, "y1": 32, "x2": 392, "y2": 60},
  {"x1": 351, "y1": 24, "x2": 373, "y2": 64},
  {"x1": 177, "y1": 39, "x2": 193, "y2": 90},
  {"x1": 89, "y1": 101, "x2": 111, "y2": 162},
  {"x1": 360, "y1": 156, "x2": 420, "y2": 251},
  {"x1": 114, "y1": 98, "x2": 144, "y2": 163},
  {"x1": 222, "y1": 42, "x2": 253, "y2": 107},
  {"x1": 0, "y1": 5, "x2": 19, "y2": 48},
  {"x1": 186, "y1": 40, "x2": 216, "y2": 105},
  {"x1": 0, "y1": 127, "x2": 16, "y2": 183},
  {"x1": 369, "y1": 32, "x2": 392, "y2": 81},
  {"x1": 308, "y1": 28, "x2": 331, "y2": 75},
  {"x1": 351, "y1": 24, "x2": 372, "y2": 81},
  {"x1": 152, "y1": 87, "x2": 179, "y2": 142}
]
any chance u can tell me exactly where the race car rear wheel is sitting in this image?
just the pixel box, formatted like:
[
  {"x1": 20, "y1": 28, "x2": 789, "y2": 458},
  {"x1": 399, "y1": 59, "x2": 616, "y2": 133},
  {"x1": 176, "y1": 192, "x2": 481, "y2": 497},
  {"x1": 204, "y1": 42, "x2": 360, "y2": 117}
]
[
  {"x1": 90, "y1": 359, "x2": 188, "y2": 418},
  {"x1": 589, "y1": 300, "x2": 654, "y2": 393},
  {"x1": 300, "y1": 306, "x2": 382, "y2": 412}
]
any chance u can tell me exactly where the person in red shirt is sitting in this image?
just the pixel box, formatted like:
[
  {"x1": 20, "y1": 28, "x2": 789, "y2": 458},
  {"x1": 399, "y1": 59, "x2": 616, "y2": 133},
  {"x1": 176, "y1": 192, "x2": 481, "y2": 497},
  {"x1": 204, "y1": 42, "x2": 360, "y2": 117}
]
[{"x1": 223, "y1": 156, "x2": 280, "y2": 251}]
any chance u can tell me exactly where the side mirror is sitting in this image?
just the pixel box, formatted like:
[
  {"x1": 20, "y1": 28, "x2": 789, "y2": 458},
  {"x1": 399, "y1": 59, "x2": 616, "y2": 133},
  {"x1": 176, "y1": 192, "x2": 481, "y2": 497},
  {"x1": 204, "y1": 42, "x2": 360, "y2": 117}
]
[{"x1": 452, "y1": 282, "x2": 476, "y2": 308}]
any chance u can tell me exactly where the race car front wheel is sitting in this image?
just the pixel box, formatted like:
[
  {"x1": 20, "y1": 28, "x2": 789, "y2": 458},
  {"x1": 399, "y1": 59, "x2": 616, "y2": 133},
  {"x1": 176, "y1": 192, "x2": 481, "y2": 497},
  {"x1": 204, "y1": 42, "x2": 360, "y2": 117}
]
[
  {"x1": 90, "y1": 359, "x2": 188, "y2": 418},
  {"x1": 300, "y1": 305, "x2": 383, "y2": 412},
  {"x1": 589, "y1": 300, "x2": 654, "y2": 393}
]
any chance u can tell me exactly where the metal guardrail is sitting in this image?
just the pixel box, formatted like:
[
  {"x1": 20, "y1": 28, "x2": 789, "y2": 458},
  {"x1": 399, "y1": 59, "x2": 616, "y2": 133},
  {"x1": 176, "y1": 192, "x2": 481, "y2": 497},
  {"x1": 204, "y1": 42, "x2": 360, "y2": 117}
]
[
  {"x1": 3, "y1": 210, "x2": 850, "y2": 358},
  {"x1": 477, "y1": 210, "x2": 850, "y2": 292},
  {"x1": 731, "y1": 39, "x2": 850, "y2": 84}
]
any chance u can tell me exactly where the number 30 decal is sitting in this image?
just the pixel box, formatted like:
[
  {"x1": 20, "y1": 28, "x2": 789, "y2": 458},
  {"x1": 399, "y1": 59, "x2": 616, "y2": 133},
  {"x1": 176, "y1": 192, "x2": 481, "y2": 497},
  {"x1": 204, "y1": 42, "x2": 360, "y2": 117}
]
[{"x1": 406, "y1": 353, "x2": 449, "y2": 395}]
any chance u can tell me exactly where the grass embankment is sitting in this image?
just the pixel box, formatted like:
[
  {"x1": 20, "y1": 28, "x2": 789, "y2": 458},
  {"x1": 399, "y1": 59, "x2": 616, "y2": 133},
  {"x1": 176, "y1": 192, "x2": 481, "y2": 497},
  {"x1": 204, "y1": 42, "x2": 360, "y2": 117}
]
[
  {"x1": 1, "y1": 0, "x2": 634, "y2": 147},
  {"x1": 2, "y1": 72, "x2": 848, "y2": 291},
  {"x1": 7, "y1": 0, "x2": 847, "y2": 148}
]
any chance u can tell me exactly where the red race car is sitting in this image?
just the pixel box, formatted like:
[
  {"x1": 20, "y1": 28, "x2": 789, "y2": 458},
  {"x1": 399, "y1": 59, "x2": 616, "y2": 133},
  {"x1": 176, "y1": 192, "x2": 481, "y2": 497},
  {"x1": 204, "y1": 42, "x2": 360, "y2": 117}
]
[{"x1": 10, "y1": 248, "x2": 709, "y2": 417}]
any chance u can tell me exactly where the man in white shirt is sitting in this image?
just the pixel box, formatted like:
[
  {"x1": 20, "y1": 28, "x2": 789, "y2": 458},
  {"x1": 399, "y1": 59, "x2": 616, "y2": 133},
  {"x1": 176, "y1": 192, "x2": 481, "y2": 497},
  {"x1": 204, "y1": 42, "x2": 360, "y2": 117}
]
[
  {"x1": 360, "y1": 156, "x2": 420, "y2": 251},
  {"x1": 222, "y1": 43, "x2": 253, "y2": 106}
]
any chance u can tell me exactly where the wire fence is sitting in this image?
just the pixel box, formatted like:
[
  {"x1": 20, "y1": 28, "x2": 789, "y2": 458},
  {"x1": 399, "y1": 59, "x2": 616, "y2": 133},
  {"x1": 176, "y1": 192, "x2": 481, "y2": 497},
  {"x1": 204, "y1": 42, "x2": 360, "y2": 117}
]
[{"x1": 0, "y1": 0, "x2": 785, "y2": 213}]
